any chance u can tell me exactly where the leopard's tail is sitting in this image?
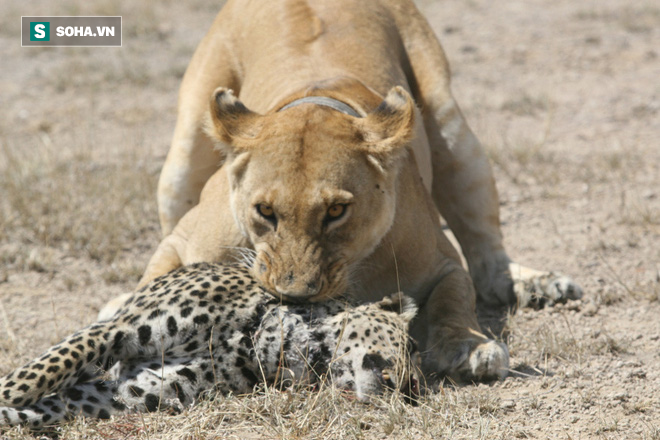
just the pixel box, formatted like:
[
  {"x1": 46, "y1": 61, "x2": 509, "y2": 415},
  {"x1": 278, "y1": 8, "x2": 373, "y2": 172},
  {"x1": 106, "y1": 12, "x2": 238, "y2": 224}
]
[
  {"x1": 0, "y1": 355, "x2": 204, "y2": 428},
  {"x1": 0, "y1": 320, "x2": 126, "y2": 408},
  {"x1": 0, "y1": 379, "x2": 122, "y2": 428}
]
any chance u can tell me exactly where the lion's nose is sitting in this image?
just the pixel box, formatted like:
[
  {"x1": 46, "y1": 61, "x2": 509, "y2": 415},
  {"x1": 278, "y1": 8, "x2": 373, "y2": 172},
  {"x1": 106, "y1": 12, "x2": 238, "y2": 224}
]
[{"x1": 274, "y1": 274, "x2": 322, "y2": 299}]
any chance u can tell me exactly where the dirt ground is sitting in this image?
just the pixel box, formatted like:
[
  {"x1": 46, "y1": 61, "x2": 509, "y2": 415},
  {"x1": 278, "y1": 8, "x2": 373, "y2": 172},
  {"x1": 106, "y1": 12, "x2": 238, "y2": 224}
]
[{"x1": 0, "y1": 0, "x2": 658, "y2": 438}]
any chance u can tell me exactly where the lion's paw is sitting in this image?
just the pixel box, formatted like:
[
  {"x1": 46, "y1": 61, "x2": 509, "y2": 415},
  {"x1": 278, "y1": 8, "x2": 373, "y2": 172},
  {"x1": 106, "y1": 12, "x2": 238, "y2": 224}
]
[
  {"x1": 97, "y1": 292, "x2": 132, "y2": 321},
  {"x1": 425, "y1": 338, "x2": 510, "y2": 383},
  {"x1": 510, "y1": 262, "x2": 583, "y2": 308},
  {"x1": 462, "y1": 340, "x2": 509, "y2": 382}
]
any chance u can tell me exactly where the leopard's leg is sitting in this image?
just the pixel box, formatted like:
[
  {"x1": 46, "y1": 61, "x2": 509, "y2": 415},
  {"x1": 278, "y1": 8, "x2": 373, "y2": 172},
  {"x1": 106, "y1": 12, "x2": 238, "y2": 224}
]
[
  {"x1": 158, "y1": 16, "x2": 240, "y2": 235},
  {"x1": 395, "y1": 3, "x2": 582, "y2": 307},
  {"x1": 410, "y1": 263, "x2": 509, "y2": 382},
  {"x1": 110, "y1": 357, "x2": 210, "y2": 413}
]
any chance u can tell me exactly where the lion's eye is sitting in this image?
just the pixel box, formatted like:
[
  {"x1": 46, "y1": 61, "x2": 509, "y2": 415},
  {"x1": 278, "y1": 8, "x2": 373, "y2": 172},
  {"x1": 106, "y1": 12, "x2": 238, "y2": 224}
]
[
  {"x1": 256, "y1": 204, "x2": 275, "y2": 220},
  {"x1": 326, "y1": 204, "x2": 347, "y2": 221}
]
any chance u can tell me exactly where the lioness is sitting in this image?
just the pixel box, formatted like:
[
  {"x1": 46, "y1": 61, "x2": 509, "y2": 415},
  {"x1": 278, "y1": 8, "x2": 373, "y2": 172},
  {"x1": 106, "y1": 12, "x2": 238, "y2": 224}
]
[{"x1": 121, "y1": 0, "x2": 582, "y2": 381}]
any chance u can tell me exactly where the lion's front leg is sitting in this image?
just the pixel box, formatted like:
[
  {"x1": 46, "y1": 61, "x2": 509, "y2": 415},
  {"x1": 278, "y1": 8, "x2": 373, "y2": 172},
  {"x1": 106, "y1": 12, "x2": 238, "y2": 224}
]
[
  {"x1": 158, "y1": 15, "x2": 241, "y2": 235},
  {"x1": 97, "y1": 230, "x2": 187, "y2": 321},
  {"x1": 410, "y1": 265, "x2": 509, "y2": 382}
]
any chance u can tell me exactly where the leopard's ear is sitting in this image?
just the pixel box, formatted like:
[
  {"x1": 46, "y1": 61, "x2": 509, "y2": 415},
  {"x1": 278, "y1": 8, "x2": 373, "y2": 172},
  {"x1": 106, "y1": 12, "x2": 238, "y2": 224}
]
[
  {"x1": 357, "y1": 86, "x2": 415, "y2": 170},
  {"x1": 376, "y1": 293, "x2": 418, "y2": 323},
  {"x1": 207, "y1": 88, "x2": 263, "y2": 152}
]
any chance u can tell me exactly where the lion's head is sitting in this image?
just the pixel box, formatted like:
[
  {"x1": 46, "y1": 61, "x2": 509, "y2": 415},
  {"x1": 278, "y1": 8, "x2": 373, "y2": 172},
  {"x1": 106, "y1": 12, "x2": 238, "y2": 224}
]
[{"x1": 207, "y1": 84, "x2": 414, "y2": 301}]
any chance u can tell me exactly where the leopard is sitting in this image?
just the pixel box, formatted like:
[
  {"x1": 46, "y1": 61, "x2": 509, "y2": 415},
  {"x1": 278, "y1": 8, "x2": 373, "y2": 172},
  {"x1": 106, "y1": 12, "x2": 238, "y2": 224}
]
[
  {"x1": 106, "y1": 0, "x2": 583, "y2": 384},
  {"x1": 0, "y1": 263, "x2": 419, "y2": 428}
]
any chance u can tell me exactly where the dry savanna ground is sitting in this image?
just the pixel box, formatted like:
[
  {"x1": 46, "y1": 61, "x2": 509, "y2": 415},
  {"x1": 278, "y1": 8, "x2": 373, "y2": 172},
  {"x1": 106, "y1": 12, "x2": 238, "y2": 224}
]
[{"x1": 0, "y1": 0, "x2": 658, "y2": 438}]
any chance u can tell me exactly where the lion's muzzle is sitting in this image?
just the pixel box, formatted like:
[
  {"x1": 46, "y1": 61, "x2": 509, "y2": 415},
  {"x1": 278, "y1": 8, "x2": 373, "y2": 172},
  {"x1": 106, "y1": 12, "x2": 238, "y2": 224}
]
[{"x1": 274, "y1": 272, "x2": 323, "y2": 300}]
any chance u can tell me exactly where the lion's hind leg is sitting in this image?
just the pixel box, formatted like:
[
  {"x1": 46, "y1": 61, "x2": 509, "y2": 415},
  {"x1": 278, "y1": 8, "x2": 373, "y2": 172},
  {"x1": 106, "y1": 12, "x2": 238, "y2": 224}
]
[
  {"x1": 395, "y1": 2, "x2": 583, "y2": 309},
  {"x1": 509, "y1": 263, "x2": 583, "y2": 309}
]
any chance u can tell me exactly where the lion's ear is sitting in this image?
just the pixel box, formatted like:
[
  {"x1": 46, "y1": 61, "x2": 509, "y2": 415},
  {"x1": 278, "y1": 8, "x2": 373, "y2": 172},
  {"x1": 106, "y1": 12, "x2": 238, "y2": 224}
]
[
  {"x1": 362, "y1": 87, "x2": 415, "y2": 146},
  {"x1": 358, "y1": 86, "x2": 415, "y2": 169},
  {"x1": 208, "y1": 88, "x2": 262, "y2": 151}
]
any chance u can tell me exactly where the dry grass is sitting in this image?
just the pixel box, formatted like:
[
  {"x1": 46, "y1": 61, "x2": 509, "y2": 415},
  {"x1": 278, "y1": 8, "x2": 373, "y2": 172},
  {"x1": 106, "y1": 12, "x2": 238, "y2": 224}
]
[
  {"x1": 0, "y1": 382, "x2": 521, "y2": 440},
  {"x1": 0, "y1": 133, "x2": 158, "y2": 272}
]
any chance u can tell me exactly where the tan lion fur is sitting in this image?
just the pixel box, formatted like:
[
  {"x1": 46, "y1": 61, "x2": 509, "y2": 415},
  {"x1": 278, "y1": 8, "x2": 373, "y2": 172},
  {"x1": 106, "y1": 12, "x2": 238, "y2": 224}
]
[{"x1": 105, "y1": 0, "x2": 581, "y2": 382}]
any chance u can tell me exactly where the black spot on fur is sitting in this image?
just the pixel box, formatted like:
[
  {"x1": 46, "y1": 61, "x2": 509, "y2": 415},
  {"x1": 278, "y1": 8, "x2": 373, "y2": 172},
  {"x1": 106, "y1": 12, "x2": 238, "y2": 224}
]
[
  {"x1": 176, "y1": 367, "x2": 197, "y2": 384},
  {"x1": 193, "y1": 314, "x2": 209, "y2": 325},
  {"x1": 170, "y1": 381, "x2": 186, "y2": 405},
  {"x1": 144, "y1": 394, "x2": 160, "y2": 412},
  {"x1": 167, "y1": 316, "x2": 178, "y2": 337},
  {"x1": 112, "y1": 400, "x2": 127, "y2": 411},
  {"x1": 362, "y1": 353, "x2": 392, "y2": 371},
  {"x1": 98, "y1": 409, "x2": 111, "y2": 419},
  {"x1": 113, "y1": 331, "x2": 125, "y2": 349},
  {"x1": 138, "y1": 325, "x2": 152, "y2": 346},
  {"x1": 64, "y1": 387, "x2": 84, "y2": 401},
  {"x1": 240, "y1": 367, "x2": 258, "y2": 387},
  {"x1": 191, "y1": 289, "x2": 208, "y2": 298},
  {"x1": 129, "y1": 386, "x2": 144, "y2": 397}
]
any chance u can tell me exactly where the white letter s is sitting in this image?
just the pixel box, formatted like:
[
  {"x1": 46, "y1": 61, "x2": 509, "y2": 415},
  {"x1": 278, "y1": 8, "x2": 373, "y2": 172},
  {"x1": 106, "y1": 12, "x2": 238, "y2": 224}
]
[{"x1": 35, "y1": 24, "x2": 45, "y2": 39}]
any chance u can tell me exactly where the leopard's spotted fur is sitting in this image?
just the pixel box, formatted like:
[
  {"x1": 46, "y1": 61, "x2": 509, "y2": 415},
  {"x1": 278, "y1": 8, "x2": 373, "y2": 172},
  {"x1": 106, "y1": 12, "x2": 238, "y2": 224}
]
[{"x1": 0, "y1": 263, "x2": 419, "y2": 428}]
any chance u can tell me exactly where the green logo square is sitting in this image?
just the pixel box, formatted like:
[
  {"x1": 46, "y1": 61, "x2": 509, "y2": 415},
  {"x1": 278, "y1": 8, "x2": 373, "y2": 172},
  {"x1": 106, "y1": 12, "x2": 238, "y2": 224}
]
[{"x1": 30, "y1": 22, "x2": 50, "y2": 41}]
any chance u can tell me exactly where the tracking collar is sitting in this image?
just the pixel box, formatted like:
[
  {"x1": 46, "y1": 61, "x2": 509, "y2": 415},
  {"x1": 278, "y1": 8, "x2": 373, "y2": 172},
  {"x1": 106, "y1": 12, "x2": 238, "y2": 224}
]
[{"x1": 279, "y1": 96, "x2": 362, "y2": 118}]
